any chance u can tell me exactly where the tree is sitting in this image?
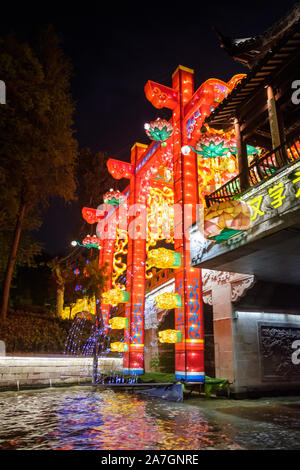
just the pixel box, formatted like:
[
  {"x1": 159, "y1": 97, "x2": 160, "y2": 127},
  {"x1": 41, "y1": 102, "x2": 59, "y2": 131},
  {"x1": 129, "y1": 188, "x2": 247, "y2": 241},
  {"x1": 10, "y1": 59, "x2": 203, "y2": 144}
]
[
  {"x1": 48, "y1": 251, "x2": 108, "y2": 321},
  {"x1": 47, "y1": 148, "x2": 126, "y2": 319},
  {"x1": 79, "y1": 257, "x2": 108, "y2": 312},
  {"x1": 77, "y1": 148, "x2": 127, "y2": 209},
  {"x1": 77, "y1": 256, "x2": 108, "y2": 383},
  {"x1": 0, "y1": 28, "x2": 78, "y2": 321},
  {"x1": 48, "y1": 249, "x2": 84, "y2": 318},
  {"x1": 49, "y1": 258, "x2": 73, "y2": 318}
]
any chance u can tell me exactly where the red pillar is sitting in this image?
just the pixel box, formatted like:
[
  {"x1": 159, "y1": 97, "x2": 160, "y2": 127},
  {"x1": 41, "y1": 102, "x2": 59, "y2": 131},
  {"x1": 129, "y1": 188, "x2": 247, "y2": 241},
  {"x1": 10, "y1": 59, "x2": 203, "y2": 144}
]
[
  {"x1": 100, "y1": 235, "x2": 115, "y2": 330},
  {"x1": 172, "y1": 66, "x2": 204, "y2": 383},
  {"x1": 123, "y1": 143, "x2": 148, "y2": 375},
  {"x1": 97, "y1": 204, "x2": 118, "y2": 330}
]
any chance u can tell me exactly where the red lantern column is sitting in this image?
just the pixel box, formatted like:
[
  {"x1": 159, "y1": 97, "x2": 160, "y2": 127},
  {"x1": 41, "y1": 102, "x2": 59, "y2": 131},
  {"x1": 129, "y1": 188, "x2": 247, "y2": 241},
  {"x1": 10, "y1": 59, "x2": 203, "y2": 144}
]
[
  {"x1": 100, "y1": 236, "x2": 115, "y2": 330},
  {"x1": 172, "y1": 66, "x2": 204, "y2": 383},
  {"x1": 96, "y1": 239, "x2": 104, "y2": 324},
  {"x1": 123, "y1": 143, "x2": 148, "y2": 375},
  {"x1": 98, "y1": 206, "x2": 117, "y2": 331}
]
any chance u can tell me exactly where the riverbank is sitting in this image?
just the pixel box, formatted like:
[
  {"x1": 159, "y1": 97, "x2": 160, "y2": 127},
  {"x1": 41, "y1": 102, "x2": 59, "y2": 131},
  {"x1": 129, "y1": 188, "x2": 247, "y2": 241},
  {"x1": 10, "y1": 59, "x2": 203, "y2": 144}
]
[
  {"x1": 0, "y1": 356, "x2": 122, "y2": 391},
  {"x1": 1, "y1": 386, "x2": 300, "y2": 449}
]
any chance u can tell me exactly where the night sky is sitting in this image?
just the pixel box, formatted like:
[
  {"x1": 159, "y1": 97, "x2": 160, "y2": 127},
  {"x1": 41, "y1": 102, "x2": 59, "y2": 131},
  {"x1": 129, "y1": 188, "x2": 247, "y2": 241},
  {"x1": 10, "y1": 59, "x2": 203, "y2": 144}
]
[{"x1": 1, "y1": 1, "x2": 297, "y2": 255}]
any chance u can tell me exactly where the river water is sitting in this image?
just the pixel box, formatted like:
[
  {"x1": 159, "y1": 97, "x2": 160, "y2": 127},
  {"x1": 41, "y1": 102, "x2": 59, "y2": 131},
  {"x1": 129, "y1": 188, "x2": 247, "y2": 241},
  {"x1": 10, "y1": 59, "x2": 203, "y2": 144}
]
[{"x1": 0, "y1": 386, "x2": 299, "y2": 450}]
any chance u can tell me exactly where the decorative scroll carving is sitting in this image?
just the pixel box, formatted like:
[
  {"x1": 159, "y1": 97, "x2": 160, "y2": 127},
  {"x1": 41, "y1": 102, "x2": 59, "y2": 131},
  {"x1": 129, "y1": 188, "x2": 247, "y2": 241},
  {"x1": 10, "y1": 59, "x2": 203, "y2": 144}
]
[
  {"x1": 144, "y1": 80, "x2": 178, "y2": 110},
  {"x1": 107, "y1": 159, "x2": 134, "y2": 180},
  {"x1": 202, "y1": 290, "x2": 213, "y2": 305},
  {"x1": 202, "y1": 269, "x2": 233, "y2": 287},
  {"x1": 145, "y1": 269, "x2": 255, "y2": 320},
  {"x1": 259, "y1": 323, "x2": 300, "y2": 381},
  {"x1": 231, "y1": 275, "x2": 255, "y2": 302},
  {"x1": 202, "y1": 269, "x2": 255, "y2": 303}
]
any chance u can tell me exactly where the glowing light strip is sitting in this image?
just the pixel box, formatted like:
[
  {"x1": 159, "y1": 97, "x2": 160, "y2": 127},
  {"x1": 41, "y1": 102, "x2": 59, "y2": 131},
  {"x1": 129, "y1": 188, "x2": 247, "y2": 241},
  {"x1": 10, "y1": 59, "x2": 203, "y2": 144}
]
[
  {"x1": 146, "y1": 186, "x2": 175, "y2": 279},
  {"x1": 135, "y1": 141, "x2": 160, "y2": 173},
  {"x1": 112, "y1": 226, "x2": 128, "y2": 289}
]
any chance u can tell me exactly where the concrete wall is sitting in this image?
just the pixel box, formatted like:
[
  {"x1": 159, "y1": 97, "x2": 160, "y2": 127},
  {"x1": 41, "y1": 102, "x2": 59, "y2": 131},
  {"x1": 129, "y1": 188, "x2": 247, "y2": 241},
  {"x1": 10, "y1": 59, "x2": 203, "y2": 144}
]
[
  {"x1": 212, "y1": 283, "x2": 235, "y2": 382},
  {"x1": 232, "y1": 311, "x2": 300, "y2": 397},
  {"x1": 144, "y1": 328, "x2": 159, "y2": 373},
  {"x1": 0, "y1": 356, "x2": 123, "y2": 391}
]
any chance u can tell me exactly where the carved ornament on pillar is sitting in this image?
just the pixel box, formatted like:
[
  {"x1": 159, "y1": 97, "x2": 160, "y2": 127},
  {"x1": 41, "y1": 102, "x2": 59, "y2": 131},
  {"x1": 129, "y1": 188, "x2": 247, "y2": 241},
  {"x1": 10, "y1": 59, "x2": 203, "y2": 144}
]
[
  {"x1": 202, "y1": 269, "x2": 255, "y2": 305},
  {"x1": 202, "y1": 291, "x2": 213, "y2": 306},
  {"x1": 231, "y1": 275, "x2": 256, "y2": 302},
  {"x1": 202, "y1": 269, "x2": 232, "y2": 286}
]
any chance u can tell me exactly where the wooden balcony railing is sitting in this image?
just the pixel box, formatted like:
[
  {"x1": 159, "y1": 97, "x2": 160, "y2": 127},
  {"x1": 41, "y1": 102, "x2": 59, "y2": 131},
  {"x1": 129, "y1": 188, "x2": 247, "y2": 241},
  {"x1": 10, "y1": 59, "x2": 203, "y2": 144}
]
[{"x1": 205, "y1": 133, "x2": 300, "y2": 207}]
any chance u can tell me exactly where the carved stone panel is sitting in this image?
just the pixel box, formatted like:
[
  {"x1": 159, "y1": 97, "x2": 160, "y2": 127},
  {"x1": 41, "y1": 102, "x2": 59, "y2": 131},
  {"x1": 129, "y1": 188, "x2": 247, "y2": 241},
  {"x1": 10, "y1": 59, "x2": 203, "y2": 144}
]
[{"x1": 258, "y1": 322, "x2": 300, "y2": 381}]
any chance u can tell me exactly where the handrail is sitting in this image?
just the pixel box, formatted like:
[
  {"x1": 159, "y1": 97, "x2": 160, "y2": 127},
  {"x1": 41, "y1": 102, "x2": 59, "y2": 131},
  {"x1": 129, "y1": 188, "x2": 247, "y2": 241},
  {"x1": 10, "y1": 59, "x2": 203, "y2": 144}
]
[{"x1": 205, "y1": 133, "x2": 300, "y2": 207}]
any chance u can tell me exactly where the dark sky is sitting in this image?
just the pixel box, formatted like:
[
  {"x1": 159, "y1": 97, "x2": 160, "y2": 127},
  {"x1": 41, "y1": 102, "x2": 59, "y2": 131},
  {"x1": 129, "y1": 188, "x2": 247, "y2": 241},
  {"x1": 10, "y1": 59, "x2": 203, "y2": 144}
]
[{"x1": 1, "y1": 1, "x2": 298, "y2": 255}]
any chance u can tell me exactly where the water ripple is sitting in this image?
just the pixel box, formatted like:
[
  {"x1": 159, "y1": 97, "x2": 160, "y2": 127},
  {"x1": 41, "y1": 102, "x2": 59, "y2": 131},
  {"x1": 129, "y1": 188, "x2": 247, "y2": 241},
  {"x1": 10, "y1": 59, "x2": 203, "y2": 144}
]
[{"x1": 0, "y1": 387, "x2": 299, "y2": 450}]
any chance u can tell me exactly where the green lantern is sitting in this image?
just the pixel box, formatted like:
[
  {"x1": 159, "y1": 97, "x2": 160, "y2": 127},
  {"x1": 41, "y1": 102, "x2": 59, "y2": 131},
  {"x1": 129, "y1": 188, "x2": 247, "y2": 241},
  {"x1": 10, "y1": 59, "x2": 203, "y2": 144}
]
[{"x1": 145, "y1": 118, "x2": 173, "y2": 147}]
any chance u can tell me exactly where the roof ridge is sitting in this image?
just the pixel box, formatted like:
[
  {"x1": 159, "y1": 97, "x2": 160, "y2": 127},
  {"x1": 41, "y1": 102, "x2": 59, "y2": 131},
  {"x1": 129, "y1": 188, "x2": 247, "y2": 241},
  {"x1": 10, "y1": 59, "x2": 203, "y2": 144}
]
[{"x1": 215, "y1": 2, "x2": 300, "y2": 67}]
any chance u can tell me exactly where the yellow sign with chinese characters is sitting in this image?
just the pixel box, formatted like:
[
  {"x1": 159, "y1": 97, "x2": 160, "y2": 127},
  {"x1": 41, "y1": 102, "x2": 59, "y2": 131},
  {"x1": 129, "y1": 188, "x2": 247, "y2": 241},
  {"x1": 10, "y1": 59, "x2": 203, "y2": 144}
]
[
  {"x1": 190, "y1": 160, "x2": 300, "y2": 267},
  {"x1": 247, "y1": 164, "x2": 300, "y2": 222}
]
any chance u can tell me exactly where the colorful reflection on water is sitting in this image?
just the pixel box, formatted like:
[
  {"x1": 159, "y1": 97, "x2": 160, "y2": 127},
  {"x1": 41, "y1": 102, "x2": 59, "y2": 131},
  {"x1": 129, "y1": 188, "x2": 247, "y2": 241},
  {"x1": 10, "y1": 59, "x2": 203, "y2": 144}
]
[
  {"x1": 0, "y1": 388, "x2": 237, "y2": 450},
  {"x1": 0, "y1": 387, "x2": 299, "y2": 450}
]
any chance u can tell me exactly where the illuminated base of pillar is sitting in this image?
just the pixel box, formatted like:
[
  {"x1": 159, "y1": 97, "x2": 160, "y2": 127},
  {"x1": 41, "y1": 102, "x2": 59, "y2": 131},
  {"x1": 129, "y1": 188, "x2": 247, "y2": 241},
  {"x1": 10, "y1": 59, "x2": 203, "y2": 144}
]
[
  {"x1": 123, "y1": 368, "x2": 144, "y2": 375},
  {"x1": 123, "y1": 344, "x2": 144, "y2": 374},
  {"x1": 175, "y1": 371, "x2": 205, "y2": 383}
]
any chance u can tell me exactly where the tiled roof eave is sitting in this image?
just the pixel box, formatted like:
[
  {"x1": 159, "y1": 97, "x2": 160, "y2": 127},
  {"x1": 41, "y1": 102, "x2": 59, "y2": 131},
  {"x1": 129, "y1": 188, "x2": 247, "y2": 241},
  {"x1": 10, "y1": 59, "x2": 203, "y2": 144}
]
[
  {"x1": 205, "y1": 21, "x2": 300, "y2": 127},
  {"x1": 218, "y1": 3, "x2": 300, "y2": 61}
]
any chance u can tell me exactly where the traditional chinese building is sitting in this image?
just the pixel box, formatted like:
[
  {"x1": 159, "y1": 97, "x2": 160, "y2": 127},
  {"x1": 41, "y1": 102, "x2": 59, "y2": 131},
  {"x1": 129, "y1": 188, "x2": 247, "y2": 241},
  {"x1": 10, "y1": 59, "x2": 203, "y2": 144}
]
[{"x1": 190, "y1": 3, "x2": 300, "y2": 396}]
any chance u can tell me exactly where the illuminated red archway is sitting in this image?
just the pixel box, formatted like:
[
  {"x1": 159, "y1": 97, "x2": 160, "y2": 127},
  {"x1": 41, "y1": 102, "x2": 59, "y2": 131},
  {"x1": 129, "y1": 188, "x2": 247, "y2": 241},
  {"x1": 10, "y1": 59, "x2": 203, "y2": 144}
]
[{"x1": 82, "y1": 65, "x2": 245, "y2": 382}]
